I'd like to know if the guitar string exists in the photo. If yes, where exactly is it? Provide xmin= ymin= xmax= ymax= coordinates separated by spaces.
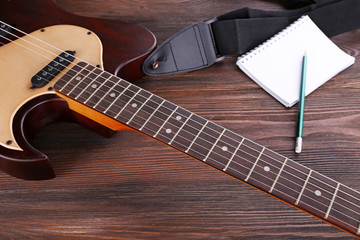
xmin=1 ymin=24 xmax=360 ymax=223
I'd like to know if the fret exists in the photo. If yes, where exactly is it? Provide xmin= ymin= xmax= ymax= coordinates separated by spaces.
xmin=92 ymin=75 xmax=124 ymax=113
xmin=103 ymin=82 xmax=131 ymax=115
xmin=126 ymin=93 xmax=153 ymax=124
xmin=185 ymin=120 xmax=209 ymax=153
xmin=269 ymin=158 xmax=288 ymax=193
xmin=85 ymin=72 xmax=112 ymax=105
xmin=244 ymin=147 xmax=265 ymax=182
xmin=295 ymin=170 xmax=312 ymax=205
xmin=114 ymin=88 xmax=141 ymax=119
xmin=67 ymin=67 xmax=102 ymax=102
xmin=225 ymin=139 xmax=266 ymax=181
xmin=168 ymin=112 xmax=194 ymax=145
xmin=170 ymin=113 xmax=209 ymax=154
xmin=72 ymin=66 xmax=99 ymax=99
xmin=247 ymin=149 xmax=289 ymax=193
xmin=83 ymin=75 xmax=108 ymax=104
xmin=134 ymin=95 xmax=171 ymax=136
xmin=184 ymin=120 xmax=227 ymax=164
xmin=269 ymin=159 xmax=309 ymax=204
xmin=146 ymin=101 xmax=178 ymax=141
xmin=93 ymin=75 xmax=119 ymax=109
xmin=57 ymin=62 xmax=89 ymax=92
xmin=329 ymin=184 xmax=360 ymax=235
xmin=223 ymin=138 xmax=244 ymax=171
xmin=203 ymin=129 xmax=226 ymax=162
xmin=139 ymin=99 xmax=165 ymax=131
xmin=325 ymin=182 xmax=341 ymax=219
xmin=154 ymin=106 xmax=178 ymax=138
xmin=55 ymin=62 xmax=88 ymax=93
xmin=86 ymin=72 xmax=116 ymax=110
xmin=296 ymin=171 xmax=339 ymax=220
xmin=120 ymin=89 xmax=155 ymax=129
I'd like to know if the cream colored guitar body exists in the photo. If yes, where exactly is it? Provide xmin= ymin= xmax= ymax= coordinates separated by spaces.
xmin=0 ymin=25 xmax=103 ymax=151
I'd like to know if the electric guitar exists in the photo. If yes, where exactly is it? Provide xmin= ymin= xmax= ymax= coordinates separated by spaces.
xmin=1 ymin=0 xmax=360 ymax=238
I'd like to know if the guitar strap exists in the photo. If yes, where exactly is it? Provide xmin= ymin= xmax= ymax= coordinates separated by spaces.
xmin=142 ymin=0 xmax=360 ymax=76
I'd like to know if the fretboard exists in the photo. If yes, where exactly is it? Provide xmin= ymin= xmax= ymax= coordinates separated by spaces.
xmin=54 ymin=62 xmax=360 ymax=237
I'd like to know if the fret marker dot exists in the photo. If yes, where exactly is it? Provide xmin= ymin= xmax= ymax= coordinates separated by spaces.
xmin=166 ymin=129 xmax=172 ymax=134
xmin=264 ymin=166 xmax=270 ymax=172
xmin=131 ymin=103 xmax=137 ymax=108
xmin=75 ymin=76 xmax=81 ymax=81
xmin=315 ymin=190 xmax=321 ymax=196
xmin=176 ymin=115 xmax=182 ymax=121
xmin=91 ymin=84 xmax=97 ymax=88
xmin=110 ymin=93 xmax=116 ymax=98
xmin=221 ymin=146 xmax=228 ymax=152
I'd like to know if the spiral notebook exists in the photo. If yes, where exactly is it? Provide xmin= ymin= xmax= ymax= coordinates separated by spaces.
xmin=236 ymin=15 xmax=355 ymax=107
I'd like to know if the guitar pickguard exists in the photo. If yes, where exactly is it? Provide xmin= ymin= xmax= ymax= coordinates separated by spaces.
xmin=0 ymin=25 xmax=103 ymax=151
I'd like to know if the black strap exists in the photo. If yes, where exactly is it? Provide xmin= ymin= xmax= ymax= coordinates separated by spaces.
xmin=142 ymin=0 xmax=360 ymax=76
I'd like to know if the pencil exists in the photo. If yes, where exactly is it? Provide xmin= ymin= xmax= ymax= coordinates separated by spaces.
xmin=295 ymin=51 xmax=307 ymax=153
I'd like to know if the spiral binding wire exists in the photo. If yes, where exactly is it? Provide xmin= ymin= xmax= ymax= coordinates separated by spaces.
xmin=238 ymin=15 xmax=309 ymax=64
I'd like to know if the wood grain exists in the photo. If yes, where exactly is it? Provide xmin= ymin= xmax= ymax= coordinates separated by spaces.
xmin=1 ymin=0 xmax=359 ymax=239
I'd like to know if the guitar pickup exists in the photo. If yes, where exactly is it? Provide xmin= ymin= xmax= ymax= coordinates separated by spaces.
xmin=31 ymin=50 xmax=75 ymax=88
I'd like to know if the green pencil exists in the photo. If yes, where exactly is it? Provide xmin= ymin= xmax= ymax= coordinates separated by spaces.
xmin=295 ymin=52 xmax=307 ymax=153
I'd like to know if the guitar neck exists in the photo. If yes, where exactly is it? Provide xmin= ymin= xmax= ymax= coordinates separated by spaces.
xmin=54 ymin=62 xmax=360 ymax=237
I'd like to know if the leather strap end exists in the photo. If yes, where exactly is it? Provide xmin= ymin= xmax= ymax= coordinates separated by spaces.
xmin=142 ymin=22 xmax=222 ymax=76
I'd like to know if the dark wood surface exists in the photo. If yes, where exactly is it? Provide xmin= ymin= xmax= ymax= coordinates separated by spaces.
xmin=1 ymin=0 xmax=359 ymax=239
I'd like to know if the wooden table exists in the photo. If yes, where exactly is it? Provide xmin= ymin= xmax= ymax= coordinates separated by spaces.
xmin=1 ymin=0 xmax=359 ymax=239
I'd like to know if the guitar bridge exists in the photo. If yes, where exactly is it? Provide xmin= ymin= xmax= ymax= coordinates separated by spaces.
xmin=31 ymin=50 xmax=75 ymax=88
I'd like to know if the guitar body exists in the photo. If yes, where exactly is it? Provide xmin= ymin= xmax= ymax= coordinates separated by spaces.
xmin=0 ymin=0 xmax=156 ymax=180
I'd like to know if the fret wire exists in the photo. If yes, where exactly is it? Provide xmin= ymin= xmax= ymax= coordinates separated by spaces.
xmin=244 ymin=147 xmax=265 ymax=182
xmin=325 ymin=182 xmax=341 ymax=219
xmin=67 ymin=66 xmax=95 ymax=95
xmin=203 ymin=129 xmax=226 ymax=162
xmin=126 ymin=93 xmax=153 ymax=125
xmin=169 ymin=113 xmax=194 ymax=145
xmin=104 ymin=83 xmax=130 ymax=114
xmin=5 ymin=23 xmax=360 ymax=229
xmin=296 ymin=170 xmax=313 ymax=205
xmin=87 ymin=75 xmax=111 ymax=106
xmin=94 ymin=76 xmax=119 ymax=108
xmin=74 ymin=68 xmax=98 ymax=100
xmin=114 ymin=88 xmax=141 ymax=119
xmin=59 ymin=63 xmax=89 ymax=92
xmin=185 ymin=121 xmax=209 ymax=153
xmin=223 ymin=138 xmax=245 ymax=171
xmin=269 ymin=158 xmax=288 ymax=193
xmin=357 ymin=222 xmax=360 ymax=235
xmin=154 ymin=106 xmax=178 ymax=138
xmin=57 ymin=65 xmax=360 ymax=222
xmin=140 ymin=99 xmax=165 ymax=131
